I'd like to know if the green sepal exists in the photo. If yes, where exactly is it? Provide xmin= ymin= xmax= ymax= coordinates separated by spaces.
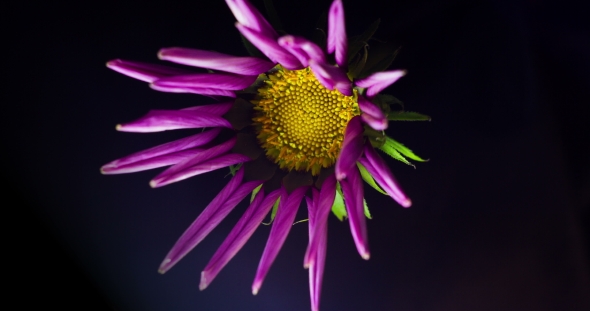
xmin=250 ymin=184 xmax=263 ymax=203
xmin=363 ymin=198 xmax=372 ymax=219
xmin=228 ymin=163 xmax=242 ymax=176
xmin=262 ymin=0 xmax=284 ymax=32
xmin=357 ymin=162 xmax=387 ymax=195
xmin=380 ymin=136 xmax=427 ymax=165
xmin=348 ymin=44 xmax=368 ymax=79
xmin=241 ymin=34 xmax=266 ymax=59
xmin=263 ymin=196 xmax=281 ymax=225
xmin=347 ymin=19 xmax=380 ymax=64
xmin=387 ymin=111 xmax=431 ymax=121
xmin=331 ymin=182 xmax=348 ymax=221
xmin=358 ymin=42 xmax=401 ymax=79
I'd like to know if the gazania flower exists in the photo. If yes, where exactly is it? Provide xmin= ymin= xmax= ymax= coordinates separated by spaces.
xmin=102 ymin=0 xmax=428 ymax=310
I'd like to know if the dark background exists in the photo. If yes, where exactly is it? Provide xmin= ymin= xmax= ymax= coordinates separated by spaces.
xmin=5 ymin=0 xmax=590 ymax=310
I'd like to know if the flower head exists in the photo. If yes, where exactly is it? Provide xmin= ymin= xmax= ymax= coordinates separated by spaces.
xmin=102 ymin=1 xmax=429 ymax=310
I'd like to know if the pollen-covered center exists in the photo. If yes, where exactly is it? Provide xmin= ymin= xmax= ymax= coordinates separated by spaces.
xmin=251 ymin=65 xmax=359 ymax=176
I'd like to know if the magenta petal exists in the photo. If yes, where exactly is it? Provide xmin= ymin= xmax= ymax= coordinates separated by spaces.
xmin=355 ymin=70 xmax=407 ymax=97
xmin=340 ymin=165 xmax=370 ymax=260
xmin=158 ymin=47 xmax=274 ymax=76
xmin=327 ymin=0 xmax=348 ymax=67
xmin=149 ymin=84 xmax=236 ymax=97
xmin=181 ymin=102 xmax=234 ymax=116
xmin=358 ymin=95 xmax=388 ymax=130
xmin=151 ymin=138 xmax=236 ymax=187
xmin=236 ymin=23 xmax=303 ymax=70
xmin=152 ymin=73 xmax=256 ymax=91
xmin=158 ymin=169 xmax=261 ymax=273
xmin=101 ymin=148 xmax=204 ymax=174
xmin=308 ymin=60 xmax=352 ymax=96
xmin=335 ymin=116 xmax=364 ymax=180
xmin=101 ymin=128 xmax=220 ymax=172
xmin=304 ymin=174 xmax=335 ymax=267
xmin=359 ymin=144 xmax=412 ymax=207
xmin=200 ymin=188 xmax=281 ymax=290
xmin=106 ymin=59 xmax=193 ymax=83
xmin=252 ymin=186 xmax=308 ymax=294
xmin=225 ymin=0 xmax=277 ymax=39
xmin=361 ymin=112 xmax=388 ymax=131
xmin=116 ymin=110 xmax=232 ymax=133
xmin=309 ymin=213 xmax=327 ymax=311
xmin=278 ymin=35 xmax=326 ymax=67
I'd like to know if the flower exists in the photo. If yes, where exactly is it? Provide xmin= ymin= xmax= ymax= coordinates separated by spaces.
xmin=102 ymin=0 xmax=428 ymax=310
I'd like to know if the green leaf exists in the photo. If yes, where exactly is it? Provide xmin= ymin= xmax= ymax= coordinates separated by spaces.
xmin=382 ymin=136 xmax=428 ymax=162
xmin=387 ymin=111 xmax=431 ymax=121
xmin=250 ymin=184 xmax=263 ymax=203
xmin=331 ymin=183 xmax=348 ymax=221
xmin=241 ymin=34 xmax=266 ymax=59
xmin=229 ymin=163 xmax=242 ymax=176
xmin=363 ymin=198 xmax=372 ymax=219
xmin=348 ymin=44 xmax=368 ymax=79
xmin=263 ymin=0 xmax=283 ymax=32
xmin=358 ymin=42 xmax=400 ymax=78
xmin=378 ymin=144 xmax=415 ymax=168
xmin=357 ymin=162 xmax=387 ymax=195
xmin=263 ymin=196 xmax=281 ymax=225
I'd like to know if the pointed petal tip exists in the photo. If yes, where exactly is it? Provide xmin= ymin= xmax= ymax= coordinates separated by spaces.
xmin=149 ymin=179 xmax=160 ymax=188
xmin=335 ymin=171 xmax=346 ymax=181
xmin=252 ymin=286 xmax=260 ymax=296
xmin=199 ymin=271 xmax=209 ymax=291
xmin=362 ymin=252 xmax=371 ymax=260
xmin=115 ymin=124 xmax=123 ymax=131
xmin=402 ymin=198 xmax=412 ymax=208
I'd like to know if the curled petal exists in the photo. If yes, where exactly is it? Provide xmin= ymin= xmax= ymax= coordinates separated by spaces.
xmin=304 ymin=174 xmax=336 ymax=268
xmin=236 ymin=23 xmax=303 ymax=70
xmin=359 ymin=144 xmax=412 ymax=208
xmin=200 ymin=188 xmax=281 ymax=290
xmin=150 ymin=84 xmax=236 ymax=97
xmin=158 ymin=47 xmax=274 ymax=76
xmin=340 ymin=165 xmax=370 ymax=260
xmin=309 ymin=60 xmax=352 ymax=96
xmin=252 ymin=186 xmax=308 ymax=295
xmin=361 ymin=112 xmax=388 ymax=131
xmin=327 ymin=0 xmax=347 ymax=67
xmin=355 ymin=70 xmax=406 ymax=97
xmin=225 ymin=0 xmax=277 ymax=39
xmin=152 ymin=73 xmax=257 ymax=91
xmin=158 ymin=169 xmax=262 ymax=273
xmin=102 ymin=128 xmax=220 ymax=173
xmin=116 ymin=110 xmax=232 ymax=133
xmin=358 ymin=95 xmax=385 ymax=120
xmin=335 ymin=116 xmax=364 ymax=180
xmin=106 ymin=59 xmax=193 ymax=83
xmin=278 ymin=35 xmax=326 ymax=67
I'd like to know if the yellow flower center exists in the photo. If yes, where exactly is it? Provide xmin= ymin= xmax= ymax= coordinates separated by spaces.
xmin=251 ymin=65 xmax=359 ymax=176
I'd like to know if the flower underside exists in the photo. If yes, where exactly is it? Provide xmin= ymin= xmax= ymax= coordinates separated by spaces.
xmin=252 ymin=66 xmax=359 ymax=176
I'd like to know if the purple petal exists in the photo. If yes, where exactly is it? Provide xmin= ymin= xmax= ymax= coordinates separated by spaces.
xmin=355 ymin=70 xmax=407 ymax=97
xmin=340 ymin=165 xmax=370 ymax=260
xmin=158 ymin=169 xmax=262 ymax=273
xmin=101 ymin=148 xmax=204 ymax=174
xmin=181 ymin=102 xmax=234 ymax=116
xmin=361 ymin=112 xmax=388 ymax=131
xmin=278 ymin=35 xmax=326 ymax=67
xmin=116 ymin=110 xmax=232 ymax=133
xmin=236 ymin=23 xmax=303 ymax=70
xmin=225 ymin=0 xmax=277 ymax=39
xmin=335 ymin=116 xmax=364 ymax=180
xmin=151 ymin=138 xmax=237 ymax=187
xmin=252 ymin=186 xmax=308 ymax=295
xmin=327 ymin=0 xmax=348 ymax=67
xmin=309 ymin=214 xmax=327 ymax=311
xmin=149 ymin=84 xmax=236 ymax=97
xmin=358 ymin=94 xmax=388 ymax=130
xmin=102 ymin=128 xmax=220 ymax=172
xmin=152 ymin=73 xmax=257 ymax=91
xmin=106 ymin=59 xmax=193 ymax=83
xmin=304 ymin=174 xmax=336 ymax=268
xmin=200 ymin=188 xmax=281 ymax=290
xmin=309 ymin=60 xmax=352 ymax=96
xmin=158 ymin=47 xmax=274 ymax=76
xmin=359 ymin=144 xmax=412 ymax=207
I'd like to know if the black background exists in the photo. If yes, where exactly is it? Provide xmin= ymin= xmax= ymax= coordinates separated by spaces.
xmin=5 ymin=0 xmax=590 ymax=310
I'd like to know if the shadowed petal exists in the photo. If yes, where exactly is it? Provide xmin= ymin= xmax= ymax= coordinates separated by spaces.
xmin=236 ymin=23 xmax=303 ymax=70
xmin=116 ymin=110 xmax=232 ymax=132
xmin=278 ymin=35 xmax=326 ymax=67
xmin=252 ymin=186 xmax=308 ymax=295
xmin=181 ymin=102 xmax=234 ymax=116
xmin=359 ymin=143 xmax=412 ymax=207
xmin=152 ymin=73 xmax=257 ymax=91
xmin=309 ymin=60 xmax=352 ymax=96
xmin=304 ymin=174 xmax=336 ymax=267
xmin=159 ymin=47 xmax=274 ymax=76
xmin=355 ymin=70 xmax=406 ymax=97
xmin=200 ymin=188 xmax=281 ymax=290
xmin=159 ymin=169 xmax=262 ymax=273
xmin=225 ymin=0 xmax=277 ymax=39
xmin=340 ymin=165 xmax=370 ymax=259
xmin=101 ymin=128 xmax=221 ymax=173
xmin=335 ymin=116 xmax=364 ymax=180
xmin=327 ymin=0 xmax=347 ymax=67
xmin=106 ymin=59 xmax=193 ymax=83
xmin=150 ymin=84 xmax=236 ymax=97
xmin=308 ymin=193 xmax=327 ymax=311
